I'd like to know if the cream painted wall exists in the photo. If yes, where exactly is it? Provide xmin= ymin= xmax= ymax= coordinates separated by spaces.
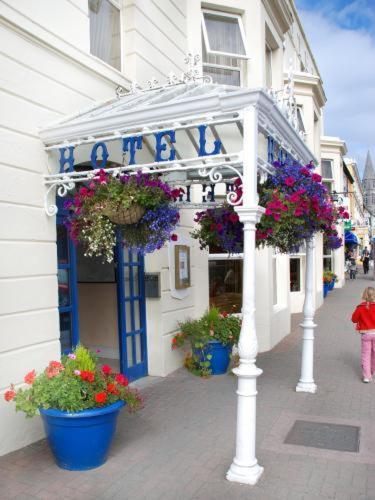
xmin=0 ymin=0 xmax=130 ymax=456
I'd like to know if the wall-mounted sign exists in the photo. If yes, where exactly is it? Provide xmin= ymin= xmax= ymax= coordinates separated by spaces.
xmin=144 ymin=272 xmax=161 ymax=298
xmin=59 ymin=125 xmax=222 ymax=174
xmin=174 ymin=245 xmax=191 ymax=290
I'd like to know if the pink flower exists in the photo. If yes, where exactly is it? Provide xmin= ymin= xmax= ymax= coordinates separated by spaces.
xmin=265 ymin=208 xmax=273 ymax=216
xmin=289 ymin=193 xmax=300 ymax=203
xmin=216 ymin=223 xmax=223 ymax=231
xmin=273 ymin=213 xmax=281 ymax=221
xmin=74 ymin=370 xmax=81 ymax=376
xmin=294 ymin=208 xmax=303 ymax=217
xmin=300 ymin=168 xmax=310 ymax=176
xmin=312 ymin=173 xmax=322 ymax=182
xmin=284 ymin=177 xmax=296 ymax=187
xmin=170 ymin=234 xmax=178 ymax=242
xmin=68 ymin=353 xmax=76 ymax=360
xmin=229 ymin=213 xmax=239 ymax=223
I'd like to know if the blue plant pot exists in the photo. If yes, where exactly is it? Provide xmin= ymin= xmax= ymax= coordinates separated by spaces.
xmin=323 ymin=283 xmax=329 ymax=298
xmin=39 ymin=401 xmax=125 ymax=470
xmin=328 ymin=281 xmax=335 ymax=291
xmin=194 ymin=340 xmax=232 ymax=375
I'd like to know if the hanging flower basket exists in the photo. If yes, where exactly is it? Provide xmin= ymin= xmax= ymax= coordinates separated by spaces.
xmin=103 ymin=204 xmax=146 ymax=225
xmin=64 ymin=170 xmax=181 ymax=262
xmin=192 ymin=161 xmax=346 ymax=255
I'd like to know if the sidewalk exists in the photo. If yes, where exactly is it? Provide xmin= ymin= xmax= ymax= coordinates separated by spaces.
xmin=1 ymin=274 xmax=375 ymax=500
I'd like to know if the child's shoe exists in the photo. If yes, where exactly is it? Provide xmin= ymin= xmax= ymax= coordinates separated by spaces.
xmin=363 ymin=378 xmax=371 ymax=383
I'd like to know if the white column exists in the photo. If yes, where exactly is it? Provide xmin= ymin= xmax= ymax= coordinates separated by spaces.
xmin=296 ymin=238 xmax=317 ymax=393
xmin=227 ymin=105 xmax=264 ymax=485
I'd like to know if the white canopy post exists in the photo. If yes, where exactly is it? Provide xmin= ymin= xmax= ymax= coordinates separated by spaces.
xmin=227 ymin=105 xmax=264 ymax=485
xmin=296 ymin=237 xmax=317 ymax=393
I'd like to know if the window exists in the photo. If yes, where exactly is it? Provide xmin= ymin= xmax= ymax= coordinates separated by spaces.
xmin=265 ymin=45 xmax=272 ymax=88
xmin=321 ymin=159 xmax=333 ymax=179
xmin=290 ymin=258 xmax=301 ymax=292
xmin=89 ymin=0 xmax=121 ymax=70
xmin=201 ymin=10 xmax=248 ymax=86
xmin=372 ymin=194 xmax=375 ymax=205
xmin=209 ymin=255 xmax=242 ymax=313
xmin=323 ymin=241 xmax=333 ymax=271
xmin=296 ymin=106 xmax=305 ymax=133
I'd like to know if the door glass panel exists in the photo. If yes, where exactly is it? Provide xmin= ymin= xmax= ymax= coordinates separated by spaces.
xmin=59 ymin=312 xmax=72 ymax=352
xmin=133 ymin=267 xmax=139 ymax=296
xmin=209 ymin=259 xmax=242 ymax=313
xmin=126 ymin=336 xmax=133 ymax=367
xmin=58 ymin=269 xmax=70 ymax=307
xmin=135 ymin=334 xmax=142 ymax=364
xmin=124 ymin=267 xmax=131 ymax=297
xmin=57 ymin=225 xmax=69 ymax=264
xmin=126 ymin=301 xmax=132 ymax=332
xmin=134 ymin=301 xmax=141 ymax=330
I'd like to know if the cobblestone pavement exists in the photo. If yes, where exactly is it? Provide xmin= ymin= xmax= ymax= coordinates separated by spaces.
xmin=2 ymin=273 xmax=375 ymax=499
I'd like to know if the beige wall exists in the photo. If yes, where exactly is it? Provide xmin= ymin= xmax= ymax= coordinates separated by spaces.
xmin=0 ymin=0 xmax=129 ymax=455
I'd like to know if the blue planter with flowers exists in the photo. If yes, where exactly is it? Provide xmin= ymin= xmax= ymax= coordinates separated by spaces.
xmin=323 ymin=283 xmax=329 ymax=298
xmin=39 ymin=401 xmax=125 ymax=471
xmin=194 ymin=340 xmax=232 ymax=375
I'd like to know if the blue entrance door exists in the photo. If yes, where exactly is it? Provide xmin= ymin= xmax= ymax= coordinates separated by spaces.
xmin=116 ymin=235 xmax=148 ymax=381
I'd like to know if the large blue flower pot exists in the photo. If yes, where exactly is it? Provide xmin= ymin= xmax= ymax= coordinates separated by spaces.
xmin=328 ymin=281 xmax=335 ymax=291
xmin=39 ymin=401 xmax=125 ymax=470
xmin=194 ymin=340 xmax=232 ymax=375
xmin=323 ymin=283 xmax=329 ymax=298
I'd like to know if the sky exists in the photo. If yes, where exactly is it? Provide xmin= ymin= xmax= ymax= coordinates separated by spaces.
xmin=295 ymin=0 xmax=375 ymax=176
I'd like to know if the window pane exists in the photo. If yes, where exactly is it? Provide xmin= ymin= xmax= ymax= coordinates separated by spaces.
xmin=57 ymin=225 xmax=69 ymax=265
xmin=203 ymin=65 xmax=240 ymax=86
xmin=266 ymin=46 xmax=272 ymax=88
xmin=209 ymin=260 xmax=242 ymax=313
xmin=321 ymin=160 xmax=333 ymax=179
xmin=203 ymin=12 xmax=245 ymax=56
xmin=297 ymin=108 xmax=305 ymax=132
xmin=89 ymin=0 xmax=121 ymax=70
xmin=58 ymin=269 xmax=70 ymax=307
xmin=323 ymin=257 xmax=332 ymax=271
xmin=59 ymin=312 xmax=72 ymax=353
xmin=290 ymin=258 xmax=301 ymax=292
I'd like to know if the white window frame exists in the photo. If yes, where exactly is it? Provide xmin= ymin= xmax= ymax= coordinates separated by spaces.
xmin=202 ymin=62 xmax=243 ymax=86
xmin=89 ymin=0 xmax=123 ymax=72
xmin=265 ymin=43 xmax=273 ymax=89
xmin=201 ymin=9 xmax=250 ymax=60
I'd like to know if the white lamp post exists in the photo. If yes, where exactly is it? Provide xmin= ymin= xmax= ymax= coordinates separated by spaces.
xmin=296 ymin=237 xmax=317 ymax=393
xmin=227 ymin=105 xmax=264 ymax=485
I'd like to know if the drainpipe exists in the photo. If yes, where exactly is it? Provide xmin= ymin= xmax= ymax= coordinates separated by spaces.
xmin=227 ymin=105 xmax=264 ymax=485
xmin=296 ymin=237 xmax=317 ymax=393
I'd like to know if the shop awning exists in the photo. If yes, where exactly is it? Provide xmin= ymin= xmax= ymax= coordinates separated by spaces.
xmin=345 ymin=231 xmax=359 ymax=245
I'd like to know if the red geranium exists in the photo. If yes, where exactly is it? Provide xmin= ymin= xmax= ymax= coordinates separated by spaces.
xmin=80 ymin=370 xmax=95 ymax=383
xmin=101 ymin=365 xmax=112 ymax=376
xmin=4 ymin=390 xmax=16 ymax=402
xmin=115 ymin=374 xmax=129 ymax=386
xmin=24 ymin=370 xmax=36 ymax=385
xmin=94 ymin=392 xmax=107 ymax=404
xmin=106 ymin=383 xmax=119 ymax=394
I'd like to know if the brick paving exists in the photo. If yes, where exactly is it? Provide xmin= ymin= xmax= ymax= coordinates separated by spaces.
xmin=1 ymin=273 xmax=375 ymax=499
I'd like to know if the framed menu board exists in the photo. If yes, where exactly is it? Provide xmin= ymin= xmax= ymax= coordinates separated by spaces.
xmin=174 ymin=245 xmax=191 ymax=289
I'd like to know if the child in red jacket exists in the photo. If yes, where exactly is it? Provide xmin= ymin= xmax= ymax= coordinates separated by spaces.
xmin=351 ymin=287 xmax=375 ymax=382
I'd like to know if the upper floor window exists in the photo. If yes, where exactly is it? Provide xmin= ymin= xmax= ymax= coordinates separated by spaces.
xmin=321 ymin=159 xmax=333 ymax=180
xmin=89 ymin=0 xmax=121 ymax=71
xmin=201 ymin=9 xmax=248 ymax=87
xmin=265 ymin=45 xmax=272 ymax=88
xmin=296 ymin=106 xmax=305 ymax=133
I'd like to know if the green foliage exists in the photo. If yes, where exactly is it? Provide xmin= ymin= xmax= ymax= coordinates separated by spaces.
xmin=172 ymin=309 xmax=241 ymax=377
xmin=5 ymin=345 xmax=143 ymax=418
